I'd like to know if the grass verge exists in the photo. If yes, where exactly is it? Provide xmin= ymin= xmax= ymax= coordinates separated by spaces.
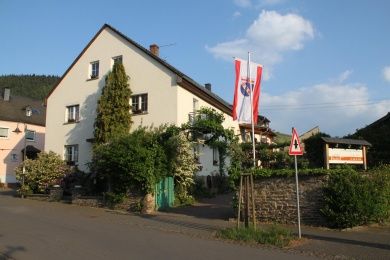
xmin=217 ymin=225 xmax=294 ymax=247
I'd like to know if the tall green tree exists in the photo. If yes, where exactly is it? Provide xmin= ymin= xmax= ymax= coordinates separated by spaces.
xmin=94 ymin=63 xmax=132 ymax=144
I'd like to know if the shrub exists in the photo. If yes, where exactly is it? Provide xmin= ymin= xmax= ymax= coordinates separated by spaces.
xmin=104 ymin=192 xmax=125 ymax=207
xmin=92 ymin=128 xmax=169 ymax=195
xmin=15 ymin=151 xmax=69 ymax=194
xmin=321 ymin=167 xmax=390 ymax=228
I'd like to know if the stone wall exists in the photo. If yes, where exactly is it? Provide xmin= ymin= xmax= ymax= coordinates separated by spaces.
xmin=253 ymin=175 xmax=328 ymax=225
xmin=26 ymin=190 xmax=143 ymax=213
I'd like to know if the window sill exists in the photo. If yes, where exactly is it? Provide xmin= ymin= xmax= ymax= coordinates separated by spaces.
xmin=87 ymin=77 xmax=99 ymax=81
xmin=132 ymin=111 xmax=148 ymax=116
xmin=63 ymin=121 xmax=80 ymax=125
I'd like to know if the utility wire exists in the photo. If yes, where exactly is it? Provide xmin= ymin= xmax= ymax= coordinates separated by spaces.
xmin=261 ymin=98 xmax=390 ymax=111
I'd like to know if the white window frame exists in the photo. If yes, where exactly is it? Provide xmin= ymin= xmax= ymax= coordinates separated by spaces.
xmin=0 ymin=127 xmax=9 ymax=139
xmin=64 ymin=144 xmax=79 ymax=165
xmin=131 ymin=93 xmax=148 ymax=114
xmin=90 ymin=61 xmax=99 ymax=79
xmin=66 ymin=105 xmax=80 ymax=123
xmin=25 ymin=130 xmax=36 ymax=141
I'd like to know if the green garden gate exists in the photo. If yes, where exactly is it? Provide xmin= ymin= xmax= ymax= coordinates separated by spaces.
xmin=155 ymin=177 xmax=174 ymax=210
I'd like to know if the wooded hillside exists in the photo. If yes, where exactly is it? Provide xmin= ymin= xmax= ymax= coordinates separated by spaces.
xmin=0 ymin=74 xmax=60 ymax=100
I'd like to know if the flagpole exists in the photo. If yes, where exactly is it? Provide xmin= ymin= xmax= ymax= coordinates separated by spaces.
xmin=248 ymin=52 xmax=256 ymax=168
xmin=248 ymin=52 xmax=257 ymax=229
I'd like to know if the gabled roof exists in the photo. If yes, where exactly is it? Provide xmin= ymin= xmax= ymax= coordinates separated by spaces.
xmin=46 ymin=24 xmax=233 ymax=115
xmin=321 ymin=137 xmax=371 ymax=146
xmin=0 ymin=95 xmax=46 ymax=126
xmin=361 ymin=112 xmax=390 ymax=130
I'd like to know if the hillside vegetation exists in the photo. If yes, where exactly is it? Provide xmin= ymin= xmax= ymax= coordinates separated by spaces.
xmin=0 ymin=74 xmax=60 ymax=100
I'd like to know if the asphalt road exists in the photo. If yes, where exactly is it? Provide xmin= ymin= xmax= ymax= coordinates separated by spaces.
xmin=0 ymin=195 xmax=317 ymax=260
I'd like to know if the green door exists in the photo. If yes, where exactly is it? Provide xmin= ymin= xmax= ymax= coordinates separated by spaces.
xmin=155 ymin=177 xmax=174 ymax=210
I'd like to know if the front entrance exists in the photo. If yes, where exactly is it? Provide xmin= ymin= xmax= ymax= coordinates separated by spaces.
xmin=155 ymin=177 xmax=174 ymax=210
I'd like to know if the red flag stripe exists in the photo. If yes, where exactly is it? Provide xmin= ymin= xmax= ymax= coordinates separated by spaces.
xmin=232 ymin=59 xmax=241 ymax=120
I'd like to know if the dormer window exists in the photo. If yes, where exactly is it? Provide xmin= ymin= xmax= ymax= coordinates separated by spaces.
xmin=90 ymin=61 xmax=99 ymax=79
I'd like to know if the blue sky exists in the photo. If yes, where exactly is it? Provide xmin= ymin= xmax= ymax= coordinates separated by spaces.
xmin=1 ymin=0 xmax=389 ymax=136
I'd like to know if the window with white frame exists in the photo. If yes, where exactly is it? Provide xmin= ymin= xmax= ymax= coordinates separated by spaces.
xmin=90 ymin=61 xmax=99 ymax=79
xmin=112 ymin=55 xmax=123 ymax=66
xmin=0 ymin=127 xmax=9 ymax=138
xmin=66 ymin=105 xmax=80 ymax=123
xmin=25 ymin=130 xmax=36 ymax=141
xmin=131 ymin=94 xmax=148 ymax=114
xmin=64 ymin=145 xmax=78 ymax=165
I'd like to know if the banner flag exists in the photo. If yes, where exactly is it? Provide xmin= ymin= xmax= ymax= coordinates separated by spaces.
xmin=232 ymin=58 xmax=263 ymax=124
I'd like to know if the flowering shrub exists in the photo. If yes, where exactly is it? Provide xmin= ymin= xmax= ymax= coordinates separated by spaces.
xmin=15 ymin=151 xmax=69 ymax=194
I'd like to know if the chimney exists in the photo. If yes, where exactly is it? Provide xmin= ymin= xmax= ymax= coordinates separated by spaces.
xmin=205 ymin=83 xmax=212 ymax=91
xmin=3 ymin=88 xmax=10 ymax=101
xmin=149 ymin=44 xmax=159 ymax=57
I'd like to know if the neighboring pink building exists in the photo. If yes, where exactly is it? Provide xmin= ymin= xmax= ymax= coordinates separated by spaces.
xmin=0 ymin=89 xmax=46 ymax=187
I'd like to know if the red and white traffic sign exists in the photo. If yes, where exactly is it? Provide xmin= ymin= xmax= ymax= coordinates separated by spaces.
xmin=289 ymin=128 xmax=303 ymax=156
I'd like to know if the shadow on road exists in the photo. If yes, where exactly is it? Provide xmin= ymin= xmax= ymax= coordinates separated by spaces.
xmin=305 ymin=233 xmax=390 ymax=251
xmin=163 ymin=193 xmax=234 ymax=220
xmin=141 ymin=214 xmax=220 ymax=232
xmin=0 ymin=245 xmax=26 ymax=260
xmin=0 ymin=189 xmax=17 ymax=197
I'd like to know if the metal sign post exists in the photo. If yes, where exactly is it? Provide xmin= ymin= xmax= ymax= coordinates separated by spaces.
xmin=289 ymin=127 xmax=303 ymax=239
xmin=294 ymin=155 xmax=301 ymax=238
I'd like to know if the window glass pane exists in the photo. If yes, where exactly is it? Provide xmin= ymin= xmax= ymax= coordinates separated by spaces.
xmin=11 ymin=154 xmax=18 ymax=162
xmin=65 ymin=145 xmax=78 ymax=164
xmin=0 ymin=127 xmax=8 ymax=138
xmin=91 ymin=61 xmax=99 ymax=78
xmin=25 ymin=130 xmax=35 ymax=141
xmin=132 ymin=96 xmax=139 ymax=112
xmin=141 ymin=94 xmax=148 ymax=112
xmin=67 ymin=105 xmax=79 ymax=122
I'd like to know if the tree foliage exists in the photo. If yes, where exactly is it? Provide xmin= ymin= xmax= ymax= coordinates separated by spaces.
xmin=94 ymin=63 xmax=132 ymax=144
xmin=92 ymin=128 xmax=169 ymax=194
xmin=15 ymin=151 xmax=69 ymax=194
xmin=348 ymin=116 xmax=390 ymax=166
xmin=303 ymin=132 xmax=330 ymax=168
xmin=0 ymin=74 xmax=59 ymax=100
xmin=183 ymin=107 xmax=234 ymax=177
xmin=166 ymin=131 xmax=197 ymax=202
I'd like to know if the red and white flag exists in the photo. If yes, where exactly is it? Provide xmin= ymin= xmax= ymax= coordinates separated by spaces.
xmin=232 ymin=58 xmax=263 ymax=124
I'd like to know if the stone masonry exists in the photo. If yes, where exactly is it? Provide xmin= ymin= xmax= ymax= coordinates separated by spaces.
xmin=254 ymin=175 xmax=328 ymax=225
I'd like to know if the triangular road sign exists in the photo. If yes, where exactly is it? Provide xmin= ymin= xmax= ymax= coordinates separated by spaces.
xmin=289 ymin=128 xmax=303 ymax=156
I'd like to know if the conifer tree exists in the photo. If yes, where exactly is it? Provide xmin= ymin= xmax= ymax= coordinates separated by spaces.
xmin=94 ymin=63 xmax=132 ymax=144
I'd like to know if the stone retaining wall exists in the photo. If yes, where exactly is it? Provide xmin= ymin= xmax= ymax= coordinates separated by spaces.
xmin=26 ymin=190 xmax=143 ymax=213
xmin=254 ymin=175 xmax=328 ymax=225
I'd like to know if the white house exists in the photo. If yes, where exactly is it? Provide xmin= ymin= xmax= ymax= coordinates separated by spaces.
xmin=45 ymin=24 xmax=244 ymax=179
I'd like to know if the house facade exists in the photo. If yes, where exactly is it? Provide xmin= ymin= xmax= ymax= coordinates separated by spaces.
xmin=45 ymin=24 xmax=242 ymax=177
xmin=0 ymin=89 xmax=46 ymax=186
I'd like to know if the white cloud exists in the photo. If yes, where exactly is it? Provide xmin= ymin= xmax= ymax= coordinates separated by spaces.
xmin=335 ymin=70 xmax=353 ymax=83
xmin=383 ymin=66 xmax=390 ymax=83
xmin=259 ymin=0 xmax=286 ymax=6
xmin=233 ymin=11 xmax=242 ymax=18
xmin=207 ymin=10 xmax=314 ymax=80
xmin=260 ymin=77 xmax=390 ymax=136
xmin=234 ymin=0 xmax=252 ymax=8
